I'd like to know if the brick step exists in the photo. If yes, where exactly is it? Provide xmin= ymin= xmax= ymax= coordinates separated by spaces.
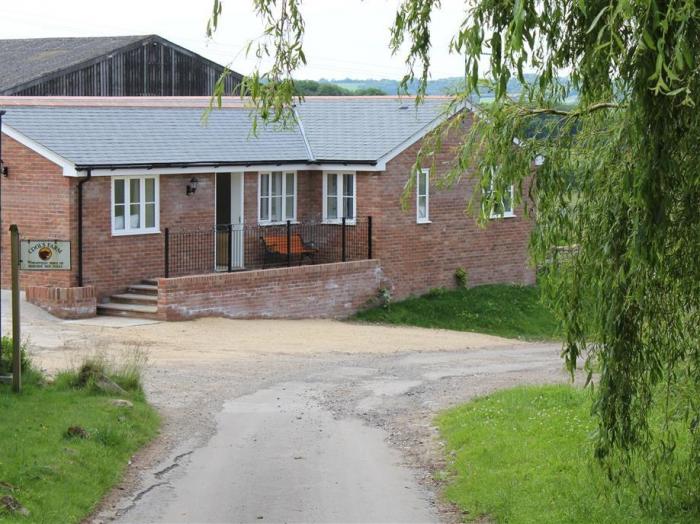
xmin=97 ymin=301 xmax=159 ymax=319
xmin=110 ymin=293 xmax=158 ymax=306
xmin=127 ymin=284 xmax=158 ymax=295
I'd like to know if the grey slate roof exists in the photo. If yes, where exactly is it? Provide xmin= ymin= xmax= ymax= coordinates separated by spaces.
xmin=1 ymin=98 xmax=454 ymax=168
xmin=0 ymin=36 xmax=147 ymax=93
xmin=295 ymin=98 xmax=450 ymax=161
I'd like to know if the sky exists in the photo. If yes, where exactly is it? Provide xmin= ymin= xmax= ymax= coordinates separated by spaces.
xmin=1 ymin=0 xmax=470 ymax=80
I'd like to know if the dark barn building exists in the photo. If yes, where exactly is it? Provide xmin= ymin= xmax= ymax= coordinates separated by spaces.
xmin=0 ymin=35 xmax=243 ymax=96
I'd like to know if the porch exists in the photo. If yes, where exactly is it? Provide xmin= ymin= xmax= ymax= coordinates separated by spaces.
xmin=164 ymin=217 xmax=373 ymax=278
xmin=95 ymin=217 xmax=376 ymax=319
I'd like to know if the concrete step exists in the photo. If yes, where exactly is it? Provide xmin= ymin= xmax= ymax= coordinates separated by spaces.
xmin=142 ymin=278 xmax=159 ymax=286
xmin=97 ymin=301 xmax=159 ymax=319
xmin=127 ymin=284 xmax=158 ymax=295
xmin=111 ymin=293 xmax=158 ymax=306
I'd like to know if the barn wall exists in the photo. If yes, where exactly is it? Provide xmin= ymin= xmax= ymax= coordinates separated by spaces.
xmin=9 ymin=39 xmax=241 ymax=97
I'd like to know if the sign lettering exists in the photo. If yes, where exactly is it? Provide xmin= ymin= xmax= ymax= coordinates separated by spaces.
xmin=20 ymin=240 xmax=71 ymax=270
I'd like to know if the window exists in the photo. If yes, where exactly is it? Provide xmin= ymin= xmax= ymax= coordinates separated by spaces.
xmin=259 ymin=172 xmax=296 ymax=224
xmin=323 ymin=172 xmax=356 ymax=223
xmin=416 ymin=168 xmax=430 ymax=223
xmin=488 ymin=180 xmax=515 ymax=219
xmin=112 ymin=176 xmax=159 ymax=235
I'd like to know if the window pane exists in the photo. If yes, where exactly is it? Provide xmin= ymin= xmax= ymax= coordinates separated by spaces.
xmin=327 ymin=174 xmax=338 ymax=196
xmin=343 ymin=174 xmax=354 ymax=196
xmin=419 ymin=171 xmax=428 ymax=196
xmin=130 ymin=179 xmax=140 ymax=204
xmin=260 ymin=197 xmax=269 ymax=221
xmin=261 ymin=174 xmax=270 ymax=197
xmin=503 ymin=186 xmax=513 ymax=213
xmin=418 ymin=196 xmax=427 ymax=219
xmin=145 ymin=178 xmax=155 ymax=202
xmin=344 ymin=197 xmax=354 ymax=219
xmin=114 ymin=204 xmax=125 ymax=230
xmin=285 ymin=173 xmax=295 ymax=196
xmin=130 ymin=203 xmax=141 ymax=228
xmin=114 ymin=179 xmax=125 ymax=204
xmin=327 ymin=196 xmax=338 ymax=219
xmin=271 ymin=195 xmax=282 ymax=222
xmin=271 ymin=173 xmax=282 ymax=197
xmin=145 ymin=203 xmax=156 ymax=228
xmin=285 ymin=196 xmax=294 ymax=220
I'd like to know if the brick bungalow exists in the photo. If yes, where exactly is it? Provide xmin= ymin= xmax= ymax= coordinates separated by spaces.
xmin=0 ymin=96 xmax=534 ymax=320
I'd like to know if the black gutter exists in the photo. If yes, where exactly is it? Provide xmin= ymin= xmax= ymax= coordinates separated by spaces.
xmin=74 ymin=158 xmax=378 ymax=171
xmin=77 ymin=169 xmax=92 ymax=287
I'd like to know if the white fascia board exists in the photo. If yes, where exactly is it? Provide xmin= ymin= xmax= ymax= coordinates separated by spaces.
xmin=87 ymin=163 xmax=384 ymax=177
xmin=1 ymin=123 xmax=78 ymax=177
xmin=375 ymin=101 xmax=473 ymax=169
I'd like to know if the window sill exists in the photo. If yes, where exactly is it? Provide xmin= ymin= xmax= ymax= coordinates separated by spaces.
xmin=489 ymin=213 xmax=517 ymax=220
xmin=111 ymin=228 xmax=161 ymax=237
xmin=417 ymin=219 xmax=432 ymax=224
xmin=322 ymin=220 xmax=357 ymax=226
xmin=258 ymin=220 xmax=299 ymax=226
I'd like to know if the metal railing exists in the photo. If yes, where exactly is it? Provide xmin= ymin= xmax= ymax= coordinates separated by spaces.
xmin=164 ymin=217 xmax=373 ymax=278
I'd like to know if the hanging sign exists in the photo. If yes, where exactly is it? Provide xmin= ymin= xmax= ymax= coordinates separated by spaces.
xmin=20 ymin=240 xmax=71 ymax=270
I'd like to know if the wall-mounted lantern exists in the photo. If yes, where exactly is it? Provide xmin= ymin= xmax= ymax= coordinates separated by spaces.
xmin=186 ymin=177 xmax=199 ymax=196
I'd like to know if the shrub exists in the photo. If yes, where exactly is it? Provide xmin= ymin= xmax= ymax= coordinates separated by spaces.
xmin=455 ymin=267 xmax=468 ymax=289
xmin=58 ymin=347 xmax=147 ymax=395
xmin=0 ymin=336 xmax=31 ymax=376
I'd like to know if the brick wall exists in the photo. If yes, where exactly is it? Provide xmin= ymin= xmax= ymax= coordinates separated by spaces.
xmin=357 ymin=114 xmax=536 ymax=299
xmin=157 ymin=259 xmax=383 ymax=320
xmin=81 ymin=173 xmax=216 ymax=299
xmin=26 ymin=285 xmax=96 ymax=319
xmin=3 ymin=112 xmax=535 ymax=314
xmin=0 ymin=134 xmax=78 ymax=289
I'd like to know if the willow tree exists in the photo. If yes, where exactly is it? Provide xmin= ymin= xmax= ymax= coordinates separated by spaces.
xmin=208 ymin=0 xmax=700 ymax=507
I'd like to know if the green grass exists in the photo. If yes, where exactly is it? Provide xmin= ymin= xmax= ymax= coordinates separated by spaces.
xmin=437 ymin=385 xmax=698 ymax=523
xmin=354 ymin=285 xmax=560 ymax=341
xmin=0 ymin=372 xmax=159 ymax=523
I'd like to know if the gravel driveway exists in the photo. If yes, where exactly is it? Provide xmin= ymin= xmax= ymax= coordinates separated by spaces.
xmin=2 ymin=292 xmax=565 ymax=523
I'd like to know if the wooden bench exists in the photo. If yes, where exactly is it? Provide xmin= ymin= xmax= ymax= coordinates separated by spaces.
xmin=260 ymin=233 xmax=318 ymax=266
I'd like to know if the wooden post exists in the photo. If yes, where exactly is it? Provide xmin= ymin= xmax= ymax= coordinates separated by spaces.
xmin=10 ymin=224 xmax=21 ymax=393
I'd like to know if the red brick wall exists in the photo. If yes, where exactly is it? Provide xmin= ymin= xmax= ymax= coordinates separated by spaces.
xmin=81 ymin=173 xmax=216 ymax=299
xmin=157 ymin=259 xmax=383 ymax=320
xmin=26 ymin=285 xmax=96 ymax=319
xmin=357 ymin=115 xmax=535 ymax=299
xmin=3 ymin=114 xmax=534 ymax=311
xmin=0 ymin=134 xmax=77 ymax=289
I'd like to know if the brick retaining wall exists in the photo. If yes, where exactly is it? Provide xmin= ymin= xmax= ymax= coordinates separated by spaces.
xmin=157 ymin=260 xmax=383 ymax=320
xmin=26 ymin=285 xmax=96 ymax=319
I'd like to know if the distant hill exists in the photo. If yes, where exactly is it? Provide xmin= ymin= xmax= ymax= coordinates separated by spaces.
xmin=306 ymin=75 xmax=576 ymax=101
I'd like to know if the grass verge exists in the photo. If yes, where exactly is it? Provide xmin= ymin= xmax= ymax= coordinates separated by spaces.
xmin=436 ymin=385 xmax=698 ymax=523
xmin=0 ymin=351 xmax=159 ymax=523
xmin=354 ymin=285 xmax=560 ymax=341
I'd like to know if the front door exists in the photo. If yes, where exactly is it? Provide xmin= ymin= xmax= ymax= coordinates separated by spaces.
xmin=215 ymin=173 xmax=245 ymax=270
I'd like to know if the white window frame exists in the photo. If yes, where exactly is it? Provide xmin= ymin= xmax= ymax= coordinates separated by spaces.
xmin=416 ymin=168 xmax=431 ymax=223
xmin=111 ymin=175 xmax=160 ymax=236
xmin=257 ymin=171 xmax=297 ymax=225
xmin=322 ymin=172 xmax=357 ymax=224
xmin=488 ymin=181 xmax=516 ymax=219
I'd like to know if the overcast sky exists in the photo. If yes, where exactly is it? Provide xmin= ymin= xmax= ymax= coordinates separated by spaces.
xmin=1 ymin=0 xmax=470 ymax=80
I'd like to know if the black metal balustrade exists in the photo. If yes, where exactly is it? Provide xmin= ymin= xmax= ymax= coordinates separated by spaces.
xmin=164 ymin=217 xmax=372 ymax=278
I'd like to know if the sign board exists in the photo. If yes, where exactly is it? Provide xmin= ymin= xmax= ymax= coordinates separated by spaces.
xmin=20 ymin=240 xmax=71 ymax=270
